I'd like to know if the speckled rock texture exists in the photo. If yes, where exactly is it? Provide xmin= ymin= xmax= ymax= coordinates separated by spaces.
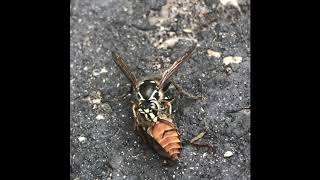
xmin=70 ymin=0 xmax=250 ymax=179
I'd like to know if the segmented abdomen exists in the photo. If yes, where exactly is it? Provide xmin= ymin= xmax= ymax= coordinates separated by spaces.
xmin=151 ymin=121 xmax=181 ymax=160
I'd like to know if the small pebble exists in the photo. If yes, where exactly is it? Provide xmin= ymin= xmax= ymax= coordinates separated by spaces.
xmin=224 ymin=151 xmax=233 ymax=157
xmin=96 ymin=114 xmax=105 ymax=120
xmin=78 ymin=136 xmax=86 ymax=142
xmin=223 ymin=56 xmax=242 ymax=65
xmin=92 ymin=99 xmax=101 ymax=104
xmin=207 ymin=49 xmax=221 ymax=58
xmin=183 ymin=28 xmax=193 ymax=33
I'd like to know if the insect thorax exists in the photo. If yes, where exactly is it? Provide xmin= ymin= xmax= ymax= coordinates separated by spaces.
xmin=137 ymin=80 xmax=161 ymax=100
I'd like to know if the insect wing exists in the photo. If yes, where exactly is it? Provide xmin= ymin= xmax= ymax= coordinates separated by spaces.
xmin=112 ymin=51 xmax=138 ymax=89
xmin=159 ymin=44 xmax=196 ymax=89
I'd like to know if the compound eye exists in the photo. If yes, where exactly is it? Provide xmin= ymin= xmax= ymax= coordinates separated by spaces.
xmin=137 ymin=93 xmax=144 ymax=100
xmin=154 ymin=92 xmax=159 ymax=99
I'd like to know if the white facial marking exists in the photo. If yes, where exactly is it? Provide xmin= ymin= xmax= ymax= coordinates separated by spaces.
xmin=149 ymin=113 xmax=155 ymax=119
xmin=148 ymin=90 xmax=158 ymax=100
xmin=138 ymin=92 xmax=145 ymax=100
xmin=149 ymin=99 xmax=162 ymax=112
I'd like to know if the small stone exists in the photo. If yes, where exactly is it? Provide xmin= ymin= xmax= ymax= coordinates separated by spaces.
xmin=203 ymin=152 xmax=207 ymax=158
xmin=224 ymin=151 xmax=233 ymax=157
xmin=207 ymin=49 xmax=221 ymax=58
xmin=168 ymin=31 xmax=176 ymax=36
xmin=92 ymin=99 xmax=101 ymax=104
xmin=100 ymin=67 xmax=108 ymax=73
xmin=158 ymin=37 xmax=180 ymax=49
xmin=226 ymin=67 xmax=232 ymax=75
xmin=220 ymin=0 xmax=239 ymax=8
xmin=96 ymin=114 xmax=105 ymax=120
xmin=223 ymin=56 xmax=242 ymax=65
xmin=93 ymin=68 xmax=108 ymax=76
xmin=183 ymin=28 xmax=193 ymax=33
xmin=93 ymin=69 xmax=100 ymax=76
xmin=78 ymin=136 xmax=86 ymax=142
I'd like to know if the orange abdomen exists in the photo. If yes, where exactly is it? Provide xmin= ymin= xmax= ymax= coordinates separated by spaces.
xmin=151 ymin=121 xmax=181 ymax=160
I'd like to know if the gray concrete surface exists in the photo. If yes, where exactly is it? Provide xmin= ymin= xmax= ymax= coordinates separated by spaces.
xmin=70 ymin=0 xmax=250 ymax=179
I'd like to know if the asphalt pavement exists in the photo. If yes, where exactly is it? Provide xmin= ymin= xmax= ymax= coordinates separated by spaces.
xmin=70 ymin=0 xmax=250 ymax=179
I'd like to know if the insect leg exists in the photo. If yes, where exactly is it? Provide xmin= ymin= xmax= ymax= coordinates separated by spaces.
xmin=188 ymin=142 xmax=215 ymax=151
xmin=180 ymin=127 xmax=215 ymax=151
xmin=132 ymin=102 xmax=154 ymax=130
xmin=132 ymin=103 xmax=140 ymax=131
xmin=160 ymin=101 xmax=172 ymax=114
xmin=190 ymin=127 xmax=209 ymax=144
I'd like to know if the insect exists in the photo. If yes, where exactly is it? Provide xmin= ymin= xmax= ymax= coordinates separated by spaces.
xmin=111 ymin=44 xmax=197 ymax=161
